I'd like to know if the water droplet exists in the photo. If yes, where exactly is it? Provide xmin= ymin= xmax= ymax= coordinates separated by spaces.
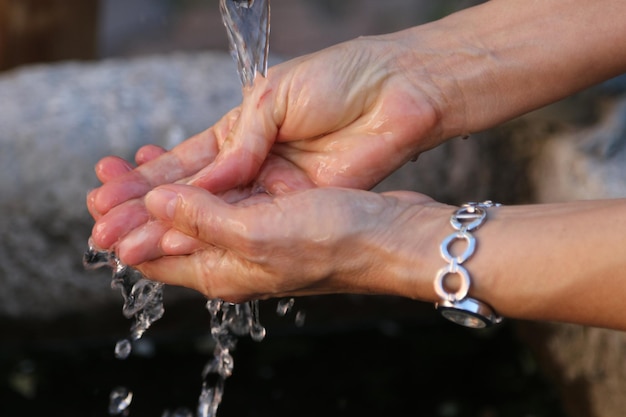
xmin=108 ymin=386 xmax=133 ymax=415
xmin=295 ymin=310 xmax=306 ymax=327
xmin=83 ymin=240 xmax=113 ymax=269
xmin=250 ymin=323 xmax=266 ymax=342
xmin=276 ymin=298 xmax=295 ymax=316
xmin=206 ymin=299 xmax=223 ymax=316
xmin=114 ymin=339 xmax=132 ymax=360
xmin=220 ymin=0 xmax=270 ymax=87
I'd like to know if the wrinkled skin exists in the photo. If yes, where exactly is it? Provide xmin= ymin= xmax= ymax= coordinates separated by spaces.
xmin=134 ymin=184 xmax=440 ymax=303
xmin=91 ymin=148 xmax=444 ymax=303
xmin=87 ymin=35 xmax=441 ymax=254
xmin=85 ymin=0 xmax=626 ymax=329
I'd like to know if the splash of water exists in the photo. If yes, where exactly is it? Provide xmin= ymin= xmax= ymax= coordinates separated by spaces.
xmin=219 ymin=0 xmax=270 ymax=87
xmin=84 ymin=238 xmax=165 ymax=350
xmin=84 ymin=239 xmax=165 ymax=415
xmin=196 ymin=299 xmax=266 ymax=417
xmin=84 ymin=239 xmax=269 ymax=416
xmin=84 ymin=1 xmax=274 ymax=414
xmin=276 ymin=298 xmax=295 ymax=316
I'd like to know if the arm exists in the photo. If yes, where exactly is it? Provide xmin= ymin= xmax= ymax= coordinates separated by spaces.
xmin=467 ymin=199 xmax=626 ymax=330
xmin=129 ymin=185 xmax=626 ymax=330
xmin=393 ymin=0 xmax=626 ymax=140
xmin=90 ymin=0 xmax=626 ymax=210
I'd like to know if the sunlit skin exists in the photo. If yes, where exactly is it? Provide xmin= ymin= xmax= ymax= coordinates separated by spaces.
xmin=88 ymin=0 xmax=626 ymax=330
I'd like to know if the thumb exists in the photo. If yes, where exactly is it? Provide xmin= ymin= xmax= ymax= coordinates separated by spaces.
xmin=189 ymin=81 xmax=280 ymax=192
xmin=144 ymin=184 xmax=248 ymax=249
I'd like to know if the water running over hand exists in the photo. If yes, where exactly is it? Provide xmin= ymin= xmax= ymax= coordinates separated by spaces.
xmin=84 ymin=1 xmax=273 ymax=415
xmin=219 ymin=0 xmax=270 ymax=87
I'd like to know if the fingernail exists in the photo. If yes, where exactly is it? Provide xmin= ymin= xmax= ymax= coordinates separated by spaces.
xmin=146 ymin=188 xmax=178 ymax=220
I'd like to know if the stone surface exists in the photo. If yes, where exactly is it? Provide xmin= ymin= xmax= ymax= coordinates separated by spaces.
xmin=531 ymin=96 xmax=626 ymax=202
xmin=0 ymin=51 xmax=242 ymax=318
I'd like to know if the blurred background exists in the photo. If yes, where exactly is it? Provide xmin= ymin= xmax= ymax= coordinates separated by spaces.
xmin=2 ymin=1 xmax=624 ymax=417
xmin=0 ymin=0 xmax=481 ymax=71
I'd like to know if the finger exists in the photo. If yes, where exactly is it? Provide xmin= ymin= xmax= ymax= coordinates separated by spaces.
xmin=117 ymin=222 xmax=205 ymax=265
xmin=188 ymin=78 xmax=281 ymax=192
xmin=93 ymin=145 xmax=167 ymax=186
xmin=136 ymin=249 xmax=264 ymax=303
xmin=87 ymin=189 xmax=103 ymax=220
xmin=135 ymin=144 xmax=167 ymax=165
xmin=94 ymin=156 xmax=134 ymax=183
xmin=114 ymin=220 xmax=169 ymax=265
xmin=144 ymin=184 xmax=257 ymax=250
xmin=255 ymin=153 xmax=316 ymax=194
xmin=160 ymin=229 xmax=205 ymax=255
xmin=134 ymin=252 xmax=222 ymax=299
xmin=91 ymin=199 xmax=151 ymax=249
xmin=91 ymin=127 xmax=222 ymax=215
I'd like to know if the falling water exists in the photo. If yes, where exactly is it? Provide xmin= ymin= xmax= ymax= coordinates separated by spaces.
xmin=84 ymin=239 xmax=165 ymax=415
xmin=84 ymin=1 xmax=273 ymax=415
xmin=83 ymin=238 xmax=165 ymax=351
xmin=219 ymin=0 xmax=270 ymax=87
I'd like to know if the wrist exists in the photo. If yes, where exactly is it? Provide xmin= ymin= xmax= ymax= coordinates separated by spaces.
xmin=374 ymin=194 xmax=454 ymax=302
xmin=433 ymin=201 xmax=503 ymax=328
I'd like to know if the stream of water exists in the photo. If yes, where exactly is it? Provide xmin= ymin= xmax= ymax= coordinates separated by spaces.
xmin=219 ymin=0 xmax=270 ymax=87
xmin=83 ymin=1 xmax=272 ymax=415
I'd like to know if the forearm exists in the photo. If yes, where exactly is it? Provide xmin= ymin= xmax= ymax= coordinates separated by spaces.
xmin=474 ymin=199 xmax=626 ymax=329
xmin=396 ymin=0 xmax=626 ymax=141
xmin=390 ymin=198 xmax=626 ymax=330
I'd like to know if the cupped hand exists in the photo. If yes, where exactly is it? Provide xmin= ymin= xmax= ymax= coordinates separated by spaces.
xmin=87 ymin=31 xmax=444 ymax=251
xmin=117 ymin=184 xmax=445 ymax=304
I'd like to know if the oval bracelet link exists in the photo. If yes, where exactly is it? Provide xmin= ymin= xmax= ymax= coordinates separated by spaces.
xmin=439 ymin=230 xmax=476 ymax=265
xmin=434 ymin=263 xmax=471 ymax=302
xmin=434 ymin=201 xmax=503 ymax=328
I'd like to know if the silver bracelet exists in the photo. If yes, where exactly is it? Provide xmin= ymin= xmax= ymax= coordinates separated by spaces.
xmin=434 ymin=201 xmax=503 ymax=328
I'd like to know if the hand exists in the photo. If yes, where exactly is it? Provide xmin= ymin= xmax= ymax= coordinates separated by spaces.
xmin=87 ymin=32 xmax=442 ymax=250
xmin=116 ymin=184 xmax=444 ymax=303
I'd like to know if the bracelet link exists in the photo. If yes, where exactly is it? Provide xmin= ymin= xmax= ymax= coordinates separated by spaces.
xmin=434 ymin=201 xmax=503 ymax=328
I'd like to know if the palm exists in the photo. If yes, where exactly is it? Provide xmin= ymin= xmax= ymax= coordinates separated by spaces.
xmin=88 ymin=36 xmax=439 ymax=255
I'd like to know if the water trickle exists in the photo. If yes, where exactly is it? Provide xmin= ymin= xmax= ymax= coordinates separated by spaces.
xmin=219 ymin=0 xmax=270 ymax=87
xmin=84 ymin=239 xmax=164 ymax=414
xmin=85 ymin=2 xmax=274 ymax=415
xmin=196 ymin=299 xmax=267 ymax=416
xmin=84 ymin=239 xmax=269 ymax=416
xmin=276 ymin=298 xmax=295 ymax=316
xmin=83 ymin=238 xmax=165 ymax=353
xmin=295 ymin=309 xmax=306 ymax=327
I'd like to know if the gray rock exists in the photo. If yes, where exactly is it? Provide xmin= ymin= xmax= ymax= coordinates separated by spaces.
xmin=0 ymin=51 xmax=242 ymax=318
xmin=531 ymin=96 xmax=626 ymax=202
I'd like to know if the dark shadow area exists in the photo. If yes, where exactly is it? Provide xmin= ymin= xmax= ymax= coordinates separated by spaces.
xmin=1 ymin=296 xmax=568 ymax=417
